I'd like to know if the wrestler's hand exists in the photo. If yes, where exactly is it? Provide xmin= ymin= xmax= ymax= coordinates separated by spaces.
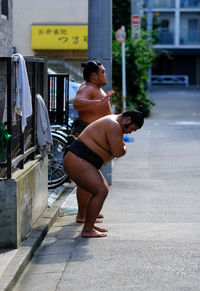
xmin=106 ymin=90 xmax=115 ymax=98
xmin=101 ymin=90 xmax=115 ymax=103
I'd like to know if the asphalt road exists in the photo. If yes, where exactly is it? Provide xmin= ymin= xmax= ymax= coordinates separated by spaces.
xmin=14 ymin=86 xmax=200 ymax=291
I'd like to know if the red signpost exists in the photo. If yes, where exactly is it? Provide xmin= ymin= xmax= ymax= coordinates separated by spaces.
xmin=131 ymin=15 xmax=140 ymax=40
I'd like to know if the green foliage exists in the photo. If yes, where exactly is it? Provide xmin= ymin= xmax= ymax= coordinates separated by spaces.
xmin=113 ymin=0 xmax=131 ymax=32
xmin=112 ymin=30 xmax=156 ymax=117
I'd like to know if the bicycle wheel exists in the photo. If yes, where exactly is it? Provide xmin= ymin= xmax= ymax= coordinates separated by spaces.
xmin=48 ymin=133 xmax=69 ymax=189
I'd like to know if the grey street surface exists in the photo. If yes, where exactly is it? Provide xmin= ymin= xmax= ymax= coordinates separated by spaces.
xmin=13 ymin=87 xmax=200 ymax=291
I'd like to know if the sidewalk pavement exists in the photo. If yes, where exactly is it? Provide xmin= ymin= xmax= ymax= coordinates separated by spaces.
xmin=1 ymin=86 xmax=200 ymax=290
xmin=0 ymin=182 xmax=76 ymax=291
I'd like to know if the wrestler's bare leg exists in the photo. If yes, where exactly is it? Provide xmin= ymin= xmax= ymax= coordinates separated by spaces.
xmin=64 ymin=152 xmax=108 ymax=237
xmin=76 ymin=187 xmax=103 ymax=223
xmin=76 ymin=187 xmax=90 ymax=222
xmin=81 ymin=175 xmax=108 ymax=237
xmin=74 ymin=132 xmax=104 ymax=222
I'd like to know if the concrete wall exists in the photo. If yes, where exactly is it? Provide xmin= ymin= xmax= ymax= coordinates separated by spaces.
xmin=0 ymin=0 xmax=13 ymax=56
xmin=13 ymin=0 xmax=88 ymax=56
xmin=0 ymin=157 xmax=48 ymax=248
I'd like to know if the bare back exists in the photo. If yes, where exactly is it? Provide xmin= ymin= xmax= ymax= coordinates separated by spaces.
xmin=78 ymin=115 xmax=126 ymax=163
xmin=73 ymin=83 xmax=112 ymax=124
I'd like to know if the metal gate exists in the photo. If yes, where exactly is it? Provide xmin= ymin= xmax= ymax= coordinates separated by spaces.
xmin=48 ymin=74 xmax=69 ymax=127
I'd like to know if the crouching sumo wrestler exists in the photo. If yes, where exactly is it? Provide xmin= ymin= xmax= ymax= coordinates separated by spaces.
xmin=63 ymin=110 xmax=144 ymax=238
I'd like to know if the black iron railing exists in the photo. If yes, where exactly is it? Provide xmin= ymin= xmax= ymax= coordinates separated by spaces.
xmin=48 ymin=74 xmax=69 ymax=127
xmin=0 ymin=56 xmax=47 ymax=179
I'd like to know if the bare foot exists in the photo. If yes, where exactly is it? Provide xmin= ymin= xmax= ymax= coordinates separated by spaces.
xmin=81 ymin=228 xmax=107 ymax=238
xmin=97 ymin=213 xmax=104 ymax=219
xmin=76 ymin=218 xmax=102 ymax=224
xmin=94 ymin=225 xmax=108 ymax=232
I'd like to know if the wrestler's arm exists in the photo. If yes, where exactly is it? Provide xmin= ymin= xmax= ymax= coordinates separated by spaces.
xmin=73 ymin=86 xmax=112 ymax=112
xmin=106 ymin=123 xmax=126 ymax=158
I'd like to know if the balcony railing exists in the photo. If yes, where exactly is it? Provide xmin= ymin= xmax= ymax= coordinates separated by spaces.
xmin=156 ymin=31 xmax=174 ymax=44
xmin=181 ymin=0 xmax=200 ymax=8
xmin=180 ymin=33 xmax=200 ymax=44
xmin=144 ymin=0 xmax=175 ymax=9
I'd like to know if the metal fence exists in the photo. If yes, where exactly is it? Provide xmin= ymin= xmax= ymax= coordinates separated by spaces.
xmin=48 ymin=73 xmax=69 ymax=126
xmin=0 ymin=56 xmax=47 ymax=179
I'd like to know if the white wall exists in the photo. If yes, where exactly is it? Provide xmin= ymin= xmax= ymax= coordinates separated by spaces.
xmin=13 ymin=0 xmax=88 ymax=55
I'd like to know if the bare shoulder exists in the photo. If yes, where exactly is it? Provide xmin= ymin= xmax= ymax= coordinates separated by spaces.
xmin=101 ymin=115 xmax=121 ymax=131
xmin=75 ymin=83 xmax=96 ymax=100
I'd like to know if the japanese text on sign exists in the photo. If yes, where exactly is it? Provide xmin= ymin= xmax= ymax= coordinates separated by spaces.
xmin=31 ymin=25 xmax=88 ymax=50
xmin=131 ymin=15 xmax=140 ymax=40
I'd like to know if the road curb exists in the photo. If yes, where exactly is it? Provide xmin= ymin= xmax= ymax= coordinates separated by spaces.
xmin=0 ymin=182 xmax=76 ymax=291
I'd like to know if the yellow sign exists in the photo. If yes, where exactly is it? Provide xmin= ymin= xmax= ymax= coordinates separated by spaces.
xmin=31 ymin=25 xmax=88 ymax=50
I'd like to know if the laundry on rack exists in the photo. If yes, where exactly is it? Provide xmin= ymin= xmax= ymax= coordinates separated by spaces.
xmin=13 ymin=53 xmax=32 ymax=132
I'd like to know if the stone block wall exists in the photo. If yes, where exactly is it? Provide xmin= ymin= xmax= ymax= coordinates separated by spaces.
xmin=0 ymin=156 xmax=48 ymax=248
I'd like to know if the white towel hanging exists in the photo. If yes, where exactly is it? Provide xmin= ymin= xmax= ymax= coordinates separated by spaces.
xmin=13 ymin=53 xmax=32 ymax=132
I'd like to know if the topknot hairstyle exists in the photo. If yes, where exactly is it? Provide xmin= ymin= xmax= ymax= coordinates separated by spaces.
xmin=81 ymin=60 xmax=102 ymax=81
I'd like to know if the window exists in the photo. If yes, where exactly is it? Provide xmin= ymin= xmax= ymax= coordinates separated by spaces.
xmin=181 ymin=0 xmax=200 ymax=8
xmin=188 ymin=19 xmax=199 ymax=43
xmin=154 ymin=12 xmax=175 ymax=44
xmin=180 ymin=13 xmax=200 ymax=44
xmin=1 ymin=0 xmax=8 ymax=18
xmin=144 ymin=0 xmax=175 ymax=8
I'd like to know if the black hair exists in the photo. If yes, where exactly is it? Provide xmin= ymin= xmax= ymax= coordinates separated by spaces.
xmin=122 ymin=110 xmax=144 ymax=129
xmin=81 ymin=60 xmax=102 ymax=81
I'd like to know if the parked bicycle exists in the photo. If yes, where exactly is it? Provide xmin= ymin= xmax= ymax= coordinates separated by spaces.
xmin=47 ymin=71 xmax=79 ymax=189
xmin=48 ymin=119 xmax=74 ymax=189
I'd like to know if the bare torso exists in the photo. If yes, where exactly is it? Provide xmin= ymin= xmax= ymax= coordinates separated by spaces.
xmin=73 ymin=82 xmax=112 ymax=124
xmin=78 ymin=115 xmax=126 ymax=163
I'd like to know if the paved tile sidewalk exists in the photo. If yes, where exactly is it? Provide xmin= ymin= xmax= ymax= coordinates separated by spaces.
xmin=0 ymin=182 xmax=75 ymax=291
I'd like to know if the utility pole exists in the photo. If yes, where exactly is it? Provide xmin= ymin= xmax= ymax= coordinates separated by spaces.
xmin=88 ymin=0 xmax=112 ymax=184
xmin=131 ymin=0 xmax=142 ymax=40
xmin=88 ymin=0 xmax=112 ymax=94
xmin=121 ymin=26 xmax=126 ymax=112
xmin=146 ymin=0 xmax=153 ymax=91
xmin=115 ymin=26 xmax=126 ymax=112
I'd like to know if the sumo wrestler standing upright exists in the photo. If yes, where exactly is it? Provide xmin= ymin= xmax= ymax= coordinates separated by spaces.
xmin=71 ymin=60 xmax=114 ymax=224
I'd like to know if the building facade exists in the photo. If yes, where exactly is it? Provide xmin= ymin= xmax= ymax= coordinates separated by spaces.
xmin=0 ymin=0 xmax=13 ymax=56
xmin=143 ymin=0 xmax=200 ymax=85
xmin=13 ymin=0 xmax=88 ymax=82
